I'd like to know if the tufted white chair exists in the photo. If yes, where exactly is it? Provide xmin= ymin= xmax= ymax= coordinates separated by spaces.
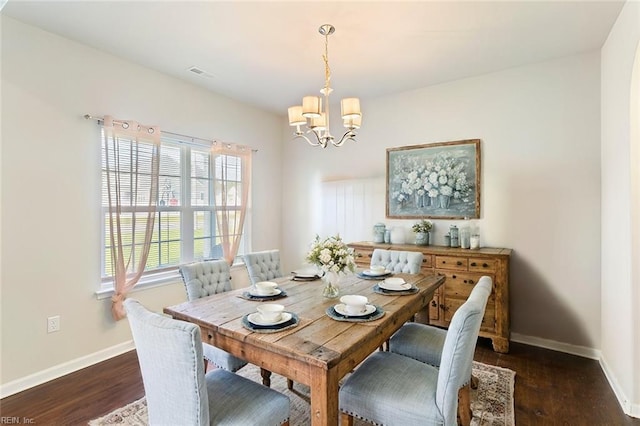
xmin=339 ymin=278 xmax=492 ymax=426
xmin=370 ymin=249 xmax=424 ymax=274
xmin=124 ymin=299 xmax=290 ymax=426
xmin=243 ymin=249 xmax=283 ymax=285
xmin=179 ymin=259 xmax=247 ymax=373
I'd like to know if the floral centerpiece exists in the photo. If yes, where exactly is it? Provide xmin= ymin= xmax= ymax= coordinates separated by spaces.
xmin=306 ymin=234 xmax=356 ymax=298
xmin=411 ymin=219 xmax=433 ymax=245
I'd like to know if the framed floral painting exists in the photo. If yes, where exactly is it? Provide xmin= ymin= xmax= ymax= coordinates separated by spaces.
xmin=386 ymin=139 xmax=481 ymax=219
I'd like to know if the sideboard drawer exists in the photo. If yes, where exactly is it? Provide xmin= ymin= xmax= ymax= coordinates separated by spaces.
xmin=468 ymin=258 xmax=498 ymax=273
xmin=352 ymin=248 xmax=374 ymax=267
xmin=441 ymin=271 xmax=490 ymax=299
xmin=435 ymin=256 xmax=468 ymax=271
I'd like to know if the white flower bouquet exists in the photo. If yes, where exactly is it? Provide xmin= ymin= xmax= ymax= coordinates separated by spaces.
xmin=306 ymin=234 xmax=356 ymax=275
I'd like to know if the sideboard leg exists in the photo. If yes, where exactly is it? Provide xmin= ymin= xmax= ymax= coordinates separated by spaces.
xmin=491 ymin=337 xmax=509 ymax=353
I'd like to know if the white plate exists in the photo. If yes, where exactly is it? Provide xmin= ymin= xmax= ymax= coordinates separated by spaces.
xmin=383 ymin=277 xmax=406 ymax=286
xmin=334 ymin=303 xmax=376 ymax=317
xmin=379 ymin=281 xmax=412 ymax=291
xmin=293 ymin=268 xmax=320 ymax=278
xmin=362 ymin=269 xmax=390 ymax=277
xmin=248 ymin=288 xmax=282 ymax=297
xmin=247 ymin=312 xmax=292 ymax=326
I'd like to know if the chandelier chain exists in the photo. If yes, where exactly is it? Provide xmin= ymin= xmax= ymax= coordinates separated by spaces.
xmin=323 ymin=32 xmax=331 ymax=94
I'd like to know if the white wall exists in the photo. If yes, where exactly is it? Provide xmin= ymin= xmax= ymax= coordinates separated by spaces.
xmin=600 ymin=0 xmax=640 ymax=417
xmin=282 ymin=52 xmax=603 ymax=353
xmin=0 ymin=17 xmax=283 ymax=388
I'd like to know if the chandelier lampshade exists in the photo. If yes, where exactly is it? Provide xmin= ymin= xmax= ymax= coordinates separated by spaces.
xmin=288 ymin=24 xmax=362 ymax=148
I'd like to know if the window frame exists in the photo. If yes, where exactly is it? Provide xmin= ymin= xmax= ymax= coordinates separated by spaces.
xmin=99 ymin=135 xmax=250 ymax=295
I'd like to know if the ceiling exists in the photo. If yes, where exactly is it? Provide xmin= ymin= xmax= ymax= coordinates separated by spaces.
xmin=2 ymin=1 xmax=625 ymax=115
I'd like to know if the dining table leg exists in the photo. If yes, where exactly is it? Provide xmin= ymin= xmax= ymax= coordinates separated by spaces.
xmin=309 ymin=367 xmax=339 ymax=426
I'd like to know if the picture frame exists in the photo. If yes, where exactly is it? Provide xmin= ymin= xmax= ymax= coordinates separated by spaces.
xmin=386 ymin=139 xmax=481 ymax=219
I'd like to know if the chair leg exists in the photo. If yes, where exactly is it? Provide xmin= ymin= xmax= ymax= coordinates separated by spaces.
xmin=457 ymin=383 xmax=472 ymax=426
xmin=260 ymin=368 xmax=272 ymax=387
xmin=470 ymin=374 xmax=479 ymax=389
xmin=340 ymin=412 xmax=354 ymax=426
xmin=287 ymin=379 xmax=294 ymax=390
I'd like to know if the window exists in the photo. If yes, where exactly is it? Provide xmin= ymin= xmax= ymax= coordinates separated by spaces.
xmin=101 ymin=135 xmax=249 ymax=287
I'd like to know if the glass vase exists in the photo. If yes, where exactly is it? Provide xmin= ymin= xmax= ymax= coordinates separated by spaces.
xmin=322 ymin=271 xmax=341 ymax=298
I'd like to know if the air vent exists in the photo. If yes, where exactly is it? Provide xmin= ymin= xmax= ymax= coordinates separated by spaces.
xmin=187 ymin=66 xmax=213 ymax=78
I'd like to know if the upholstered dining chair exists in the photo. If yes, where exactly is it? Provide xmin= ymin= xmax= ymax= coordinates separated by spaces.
xmin=124 ymin=299 xmax=290 ymax=426
xmin=388 ymin=275 xmax=493 ymax=424
xmin=370 ymin=249 xmax=424 ymax=274
xmin=179 ymin=259 xmax=247 ymax=373
xmin=338 ymin=278 xmax=492 ymax=426
xmin=243 ymin=249 xmax=283 ymax=285
xmin=242 ymin=249 xmax=296 ymax=390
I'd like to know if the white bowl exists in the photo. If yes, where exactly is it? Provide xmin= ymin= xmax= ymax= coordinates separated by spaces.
xmin=254 ymin=281 xmax=278 ymax=295
xmin=256 ymin=303 xmax=285 ymax=322
xmin=339 ymin=295 xmax=369 ymax=315
xmin=370 ymin=265 xmax=386 ymax=273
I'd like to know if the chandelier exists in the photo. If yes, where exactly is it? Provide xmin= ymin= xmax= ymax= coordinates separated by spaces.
xmin=287 ymin=24 xmax=362 ymax=148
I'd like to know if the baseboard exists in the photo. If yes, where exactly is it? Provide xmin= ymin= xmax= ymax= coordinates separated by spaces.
xmin=510 ymin=332 xmax=601 ymax=360
xmin=0 ymin=340 xmax=134 ymax=399
xmin=600 ymin=355 xmax=640 ymax=419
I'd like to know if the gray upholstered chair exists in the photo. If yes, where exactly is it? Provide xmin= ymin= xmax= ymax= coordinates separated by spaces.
xmin=339 ymin=278 xmax=492 ymax=426
xmin=124 ymin=299 xmax=290 ymax=426
xmin=242 ymin=249 xmax=296 ymax=390
xmin=370 ymin=249 xmax=424 ymax=274
xmin=388 ymin=275 xmax=494 ymax=423
xmin=179 ymin=259 xmax=247 ymax=373
xmin=243 ymin=249 xmax=283 ymax=285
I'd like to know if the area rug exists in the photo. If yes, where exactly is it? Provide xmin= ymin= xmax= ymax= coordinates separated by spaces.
xmin=89 ymin=361 xmax=515 ymax=426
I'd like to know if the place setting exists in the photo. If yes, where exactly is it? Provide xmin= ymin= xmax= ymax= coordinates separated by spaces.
xmin=240 ymin=281 xmax=288 ymax=301
xmin=373 ymin=277 xmax=419 ymax=295
xmin=326 ymin=295 xmax=385 ymax=322
xmin=241 ymin=303 xmax=299 ymax=333
xmin=356 ymin=264 xmax=393 ymax=280
xmin=291 ymin=267 xmax=324 ymax=281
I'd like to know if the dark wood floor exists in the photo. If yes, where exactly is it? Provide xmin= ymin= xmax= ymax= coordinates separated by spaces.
xmin=1 ymin=338 xmax=638 ymax=425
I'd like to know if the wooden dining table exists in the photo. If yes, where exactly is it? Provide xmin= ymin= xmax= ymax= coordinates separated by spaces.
xmin=164 ymin=271 xmax=445 ymax=426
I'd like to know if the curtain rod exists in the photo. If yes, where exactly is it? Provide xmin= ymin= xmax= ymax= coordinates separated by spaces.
xmin=83 ymin=114 xmax=258 ymax=152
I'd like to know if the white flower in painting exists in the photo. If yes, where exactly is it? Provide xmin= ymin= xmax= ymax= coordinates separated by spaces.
xmin=428 ymin=172 xmax=439 ymax=184
xmin=440 ymin=185 xmax=453 ymax=196
xmin=428 ymin=188 xmax=439 ymax=197
xmin=438 ymin=175 xmax=448 ymax=185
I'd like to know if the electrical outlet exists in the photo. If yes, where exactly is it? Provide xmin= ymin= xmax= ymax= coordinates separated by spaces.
xmin=47 ymin=315 xmax=60 ymax=333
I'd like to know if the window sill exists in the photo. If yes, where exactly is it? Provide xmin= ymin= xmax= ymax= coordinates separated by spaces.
xmin=95 ymin=270 xmax=183 ymax=300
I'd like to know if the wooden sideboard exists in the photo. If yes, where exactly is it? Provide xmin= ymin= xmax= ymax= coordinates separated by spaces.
xmin=347 ymin=241 xmax=512 ymax=353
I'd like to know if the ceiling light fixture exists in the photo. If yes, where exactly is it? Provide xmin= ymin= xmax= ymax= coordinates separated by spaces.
xmin=288 ymin=24 xmax=362 ymax=148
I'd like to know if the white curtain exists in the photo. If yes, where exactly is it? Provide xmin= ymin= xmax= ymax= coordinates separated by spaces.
xmin=102 ymin=116 xmax=160 ymax=320
xmin=212 ymin=143 xmax=252 ymax=265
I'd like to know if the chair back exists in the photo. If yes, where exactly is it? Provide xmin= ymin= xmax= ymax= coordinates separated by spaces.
xmin=370 ymin=249 xmax=424 ymax=274
xmin=435 ymin=276 xmax=492 ymax=425
xmin=179 ymin=259 xmax=232 ymax=301
xmin=243 ymin=249 xmax=283 ymax=285
xmin=124 ymin=299 xmax=209 ymax=426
